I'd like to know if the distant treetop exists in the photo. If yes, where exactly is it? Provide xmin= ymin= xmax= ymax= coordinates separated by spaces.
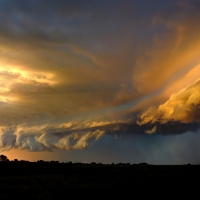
xmin=0 ymin=155 xmax=9 ymax=162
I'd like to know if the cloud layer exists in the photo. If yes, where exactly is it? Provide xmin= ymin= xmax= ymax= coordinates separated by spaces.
xmin=0 ymin=0 xmax=200 ymax=154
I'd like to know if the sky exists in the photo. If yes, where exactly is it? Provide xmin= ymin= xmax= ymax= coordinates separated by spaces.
xmin=1 ymin=0 xmax=200 ymax=164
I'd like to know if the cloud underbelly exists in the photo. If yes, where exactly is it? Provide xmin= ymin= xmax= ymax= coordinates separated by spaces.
xmin=0 ymin=126 xmax=105 ymax=152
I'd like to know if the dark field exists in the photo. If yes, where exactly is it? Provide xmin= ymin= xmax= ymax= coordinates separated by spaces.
xmin=0 ymin=162 xmax=199 ymax=199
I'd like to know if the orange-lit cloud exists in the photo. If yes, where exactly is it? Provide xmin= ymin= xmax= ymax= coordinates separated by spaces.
xmin=133 ymin=3 xmax=200 ymax=98
xmin=138 ymin=78 xmax=200 ymax=126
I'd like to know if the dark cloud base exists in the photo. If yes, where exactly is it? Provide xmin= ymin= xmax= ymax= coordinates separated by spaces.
xmin=93 ymin=121 xmax=200 ymax=136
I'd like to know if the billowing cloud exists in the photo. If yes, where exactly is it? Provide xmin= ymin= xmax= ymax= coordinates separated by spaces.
xmin=0 ymin=125 xmax=105 ymax=152
xmin=137 ymin=78 xmax=200 ymax=134
xmin=138 ymin=79 xmax=200 ymax=124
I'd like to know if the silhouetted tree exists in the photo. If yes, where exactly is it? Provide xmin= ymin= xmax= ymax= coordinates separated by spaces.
xmin=50 ymin=160 xmax=59 ymax=164
xmin=0 ymin=155 xmax=8 ymax=161
xmin=37 ymin=160 xmax=45 ymax=163
xmin=138 ymin=162 xmax=148 ymax=165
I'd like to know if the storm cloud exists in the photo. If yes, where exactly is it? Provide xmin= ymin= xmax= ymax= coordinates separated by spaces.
xmin=0 ymin=0 xmax=200 ymax=163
